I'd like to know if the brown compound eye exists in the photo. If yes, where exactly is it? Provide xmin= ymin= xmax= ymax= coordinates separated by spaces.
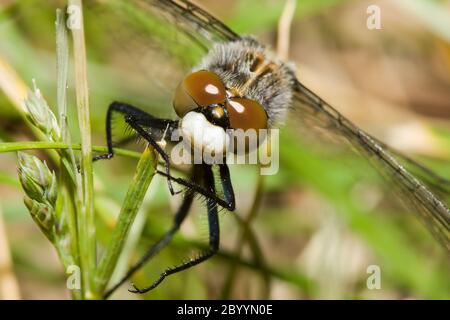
xmin=226 ymin=98 xmax=268 ymax=131
xmin=226 ymin=98 xmax=268 ymax=154
xmin=173 ymin=70 xmax=227 ymax=117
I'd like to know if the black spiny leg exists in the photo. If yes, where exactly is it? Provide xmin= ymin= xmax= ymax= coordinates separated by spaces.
xmin=219 ymin=164 xmax=236 ymax=211
xmin=94 ymin=101 xmax=179 ymax=194
xmin=129 ymin=164 xmax=221 ymax=294
xmin=155 ymin=163 xmax=235 ymax=211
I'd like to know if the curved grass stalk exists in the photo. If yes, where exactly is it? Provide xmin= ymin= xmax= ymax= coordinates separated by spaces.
xmin=95 ymin=146 xmax=157 ymax=294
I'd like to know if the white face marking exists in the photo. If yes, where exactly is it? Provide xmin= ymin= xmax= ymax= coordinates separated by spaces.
xmin=180 ymin=111 xmax=230 ymax=157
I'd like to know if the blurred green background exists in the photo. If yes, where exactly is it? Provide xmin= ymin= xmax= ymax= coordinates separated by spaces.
xmin=0 ymin=0 xmax=449 ymax=299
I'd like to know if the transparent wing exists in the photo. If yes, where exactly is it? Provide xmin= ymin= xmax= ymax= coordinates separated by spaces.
xmin=292 ymin=81 xmax=450 ymax=252
xmin=370 ymin=136 xmax=450 ymax=197
xmin=145 ymin=0 xmax=241 ymax=46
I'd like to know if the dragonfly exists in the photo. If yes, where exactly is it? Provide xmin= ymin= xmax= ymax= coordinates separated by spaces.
xmin=89 ymin=0 xmax=450 ymax=298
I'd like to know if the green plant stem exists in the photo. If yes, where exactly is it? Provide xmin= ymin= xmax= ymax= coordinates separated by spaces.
xmin=56 ymin=10 xmax=70 ymax=143
xmin=69 ymin=0 xmax=95 ymax=299
xmin=0 ymin=141 xmax=141 ymax=159
xmin=95 ymin=146 xmax=157 ymax=295
xmin=56 ymin=8 xmax=81 ymax=300
xmin=107 ymin=200 xmax=148 ymax=291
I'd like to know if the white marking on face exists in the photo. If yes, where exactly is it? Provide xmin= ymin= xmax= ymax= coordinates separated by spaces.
xmin=180 ymin=111 xmax=230 ymax=157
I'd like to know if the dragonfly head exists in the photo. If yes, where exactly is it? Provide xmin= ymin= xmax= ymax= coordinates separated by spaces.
xmin=174 ymin=70 xmax=268 ymax=156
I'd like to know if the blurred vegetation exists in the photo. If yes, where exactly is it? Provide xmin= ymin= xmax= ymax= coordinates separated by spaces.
xmin=0 ymin=0 xmax=449 ymax=299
